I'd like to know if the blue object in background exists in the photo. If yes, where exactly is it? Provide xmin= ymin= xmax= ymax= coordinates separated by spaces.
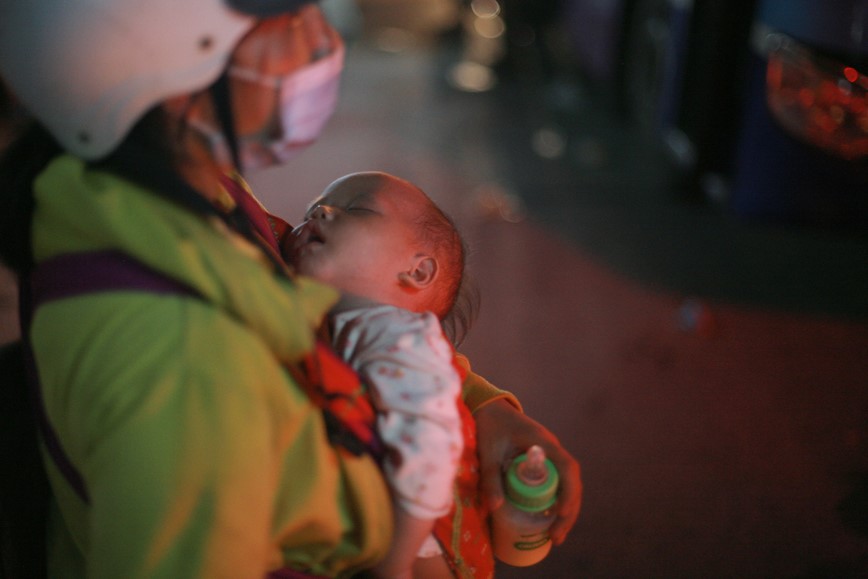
xmin=757 ymin=0 xmax=868 ymax=54
xmin=729 ymin=0 xmax=868 ymax=227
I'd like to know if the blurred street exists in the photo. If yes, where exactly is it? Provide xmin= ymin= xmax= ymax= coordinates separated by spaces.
xmin=2 ymin=1 xmax=868 ymax=577
xmin=248 ymin=2 xmax=868 ymax=576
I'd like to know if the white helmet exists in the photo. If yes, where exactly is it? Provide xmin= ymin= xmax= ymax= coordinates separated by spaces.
xmin=0 ymin=0 xmax=312 ymax=160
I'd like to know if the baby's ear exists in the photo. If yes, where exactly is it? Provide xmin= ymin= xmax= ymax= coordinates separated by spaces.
xmin=398 ymin=254 xmax=438 ymax=289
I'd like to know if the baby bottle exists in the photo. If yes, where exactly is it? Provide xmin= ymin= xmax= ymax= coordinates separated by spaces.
xmin=491 ymin=445 xmax=559 ymax=566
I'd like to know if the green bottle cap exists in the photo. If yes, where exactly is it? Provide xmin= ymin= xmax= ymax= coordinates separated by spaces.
xmin=504 ymin=446 xmax=559 ymax=512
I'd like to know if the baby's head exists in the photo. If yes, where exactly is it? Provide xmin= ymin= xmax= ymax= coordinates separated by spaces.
xmin=288 ymin=171 xmax=465 ymax=321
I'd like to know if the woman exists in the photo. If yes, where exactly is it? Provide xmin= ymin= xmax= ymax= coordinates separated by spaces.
xmin=0 ymin=0 xmax=580 ymax=577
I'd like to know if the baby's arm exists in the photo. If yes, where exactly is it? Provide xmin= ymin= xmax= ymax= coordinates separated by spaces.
xmin=336 ymin=307 xmax=463 ymax=577
xmin=371 ymin=504 xmax=435 ymax=579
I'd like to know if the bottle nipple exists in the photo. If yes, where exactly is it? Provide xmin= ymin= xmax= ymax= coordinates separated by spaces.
xmin=505 ymin=445 xmax=559 ymax=512
xmin=516 ymin=445 xmax=549 ymax=485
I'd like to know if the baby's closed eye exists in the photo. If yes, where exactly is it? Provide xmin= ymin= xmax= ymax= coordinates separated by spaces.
xmin=347 ymin=205 xmax=377 ymax=214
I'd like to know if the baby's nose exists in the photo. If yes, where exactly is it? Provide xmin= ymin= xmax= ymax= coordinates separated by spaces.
xmin=311 ymin=205 xmax=336 ymax=220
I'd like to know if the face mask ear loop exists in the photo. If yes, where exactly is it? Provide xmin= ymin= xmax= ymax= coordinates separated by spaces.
xmin=210 ymin=70 xmax=243 ymax=175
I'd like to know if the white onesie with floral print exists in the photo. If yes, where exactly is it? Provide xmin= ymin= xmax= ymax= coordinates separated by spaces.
xmin=330 ymin=303 xmax=463 ymax=524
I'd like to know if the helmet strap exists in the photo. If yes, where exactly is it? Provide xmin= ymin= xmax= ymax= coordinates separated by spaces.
xmin=209 ymin=70 xmax=243 ymax=174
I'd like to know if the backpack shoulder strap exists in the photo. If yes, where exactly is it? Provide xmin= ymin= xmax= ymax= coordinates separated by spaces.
xmin=21 ymin=250 xmax=200 ymax=504
xmin=29 ymin=250 xmax=199 ymax=303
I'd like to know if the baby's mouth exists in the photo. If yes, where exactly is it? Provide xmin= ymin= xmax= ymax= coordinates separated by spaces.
xmin=294 ymin=223 xmax=325 ymax=253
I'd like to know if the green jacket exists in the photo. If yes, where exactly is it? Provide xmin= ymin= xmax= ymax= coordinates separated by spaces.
xmin=30 ymin=156 xmax=392 ymax=578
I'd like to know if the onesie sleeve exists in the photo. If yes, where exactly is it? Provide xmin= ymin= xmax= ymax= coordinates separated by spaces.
xmin=335 ymin=308 xmax=464 ymax=521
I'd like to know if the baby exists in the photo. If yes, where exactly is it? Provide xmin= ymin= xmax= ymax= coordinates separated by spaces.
xmin=284 ymin=171 xmax=488 ymax=579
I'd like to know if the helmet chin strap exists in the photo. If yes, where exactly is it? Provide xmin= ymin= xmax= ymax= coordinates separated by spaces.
xmin=209 ymin=70 xmax=243 ymax=175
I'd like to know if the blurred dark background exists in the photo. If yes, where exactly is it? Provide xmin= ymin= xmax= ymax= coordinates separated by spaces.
xmin=252 ymin=1 xmax=868 ymax=575
xmin=2 ymin=0 xmax=868 ymax=577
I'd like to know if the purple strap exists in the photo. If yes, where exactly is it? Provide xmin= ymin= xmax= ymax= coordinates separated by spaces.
xmin=19 ymin=326 xmax=91 ymax=504
xmin=30 ymin=250 xmax=199 ymax=302
xmin=22 ymin=251 xmax=200 ymax=504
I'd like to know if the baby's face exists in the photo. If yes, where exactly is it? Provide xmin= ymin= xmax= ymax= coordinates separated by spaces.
xmin=288 ymin=172 xmax=432 ymax=303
